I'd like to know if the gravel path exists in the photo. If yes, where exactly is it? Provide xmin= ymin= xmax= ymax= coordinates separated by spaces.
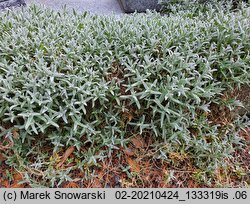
xmin=25 ymin=0 xmax=123 ymax=15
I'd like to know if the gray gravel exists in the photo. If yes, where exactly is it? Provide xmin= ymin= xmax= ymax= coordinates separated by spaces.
xmin=120 ymin=0 xmax=161 ymax=13
xmin=0 ymin=0 xmax=25 ymax=9
xmin=25 ymin=0 xmax=123 ymax=15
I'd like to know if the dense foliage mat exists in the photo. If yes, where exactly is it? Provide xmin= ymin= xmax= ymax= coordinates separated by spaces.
xmin=0 ymin=3 xmax=249 ymax=187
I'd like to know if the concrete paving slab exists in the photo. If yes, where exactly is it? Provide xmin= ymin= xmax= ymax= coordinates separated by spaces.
xmin=25 ymin=0 xmax=123 ymax=15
